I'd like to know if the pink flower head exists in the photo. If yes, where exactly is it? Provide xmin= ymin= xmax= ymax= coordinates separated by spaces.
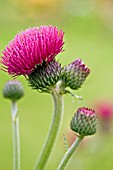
xmin=78 ymin=107 xmax=95 ymax=116
xmin=1 ymin=25 xmax=64 ymax=76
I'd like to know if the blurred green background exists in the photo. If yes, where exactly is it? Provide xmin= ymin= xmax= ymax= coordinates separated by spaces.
xmin=1 ymin=0 xmax=113 ymax=169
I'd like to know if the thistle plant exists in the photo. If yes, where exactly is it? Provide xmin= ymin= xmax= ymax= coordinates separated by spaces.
xmin=3 ymin=80 xmax=24 ymax=170
xmin=1 ymin=25 xmax=97 ymax=170
xmin=1 ymin=25 xmax=65 ymax=170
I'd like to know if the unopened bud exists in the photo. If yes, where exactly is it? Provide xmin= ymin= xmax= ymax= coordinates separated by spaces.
xmin=70 ymin=107 xmax=98 ymax=136
xmin=61 ymin=58 xmax=90 ymax=90
xmin=3 ymin=80 xmax=24 ymax=101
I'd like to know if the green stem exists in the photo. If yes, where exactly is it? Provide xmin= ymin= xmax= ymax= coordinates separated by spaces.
xmin=11 ymin=101 xmax=20 ymax=170
xmin=57 ymin=136 xmax=84 ymax=170
xmin=33 ymin=87 xmax=64 ymax=170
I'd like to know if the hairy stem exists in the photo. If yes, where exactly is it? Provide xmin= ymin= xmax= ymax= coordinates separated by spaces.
xmin=11 ymin=101 xmax=20 ymax=170
xmin=33 ymin=86 xmax=64 ymax=170
xmin=57 ymin=136 xmax=84 ymax=170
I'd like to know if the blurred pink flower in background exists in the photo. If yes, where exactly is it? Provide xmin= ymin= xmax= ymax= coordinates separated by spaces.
xmin=94 ymin=100 xmax=113 ymax=120
xmin=93 ymin=99 xmax=113 ymax=133
xmin=66 ymin=130 xmax=76 ymax=147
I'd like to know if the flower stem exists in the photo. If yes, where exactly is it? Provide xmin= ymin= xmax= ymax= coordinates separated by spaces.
xmin=57 ymin=136 xmax=84 ymax=170
xmin=33 ymin=86 xmax=64 ymax=170
xmin=11 ymin=101 xmax=20 ymax=170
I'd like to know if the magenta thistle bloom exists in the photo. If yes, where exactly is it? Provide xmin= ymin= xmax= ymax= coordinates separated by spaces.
xmin=70 ymin=107 xmax=98 ymax=136
xmin=1 ymin=26 xmax=64 ymax=76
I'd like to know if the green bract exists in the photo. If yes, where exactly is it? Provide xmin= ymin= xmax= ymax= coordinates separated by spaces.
xmin=28 ymin=60 xmax=61 ymax=93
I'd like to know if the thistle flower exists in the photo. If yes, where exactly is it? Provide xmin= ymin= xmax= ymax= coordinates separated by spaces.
xmin=70 ymin=107 xmax=98 ymax=136
xmin=28 ymin=60 xmax=61 ymax=93
xmin=3 ymin=80 xmax=24 ymax=101
xmin=1 ymin=26 xmax=64 ymax=76
xmin=61 ymin=58 xmax=90 ymax=90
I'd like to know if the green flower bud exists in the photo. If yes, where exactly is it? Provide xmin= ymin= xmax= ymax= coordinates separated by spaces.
xmin=61 ymin=58 xmax=90 ymax=90
xmin=28 ymin=60 xmax=61 ymax=93
xmin=70 ymin=107 xmax=98 ymax=136
xmin=3 ymin=80 xmax=24 ymax=101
